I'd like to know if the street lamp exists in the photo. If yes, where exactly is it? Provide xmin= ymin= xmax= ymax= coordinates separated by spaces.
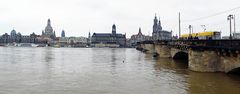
xmin=227 ymin=14 xmax=234 ymax=40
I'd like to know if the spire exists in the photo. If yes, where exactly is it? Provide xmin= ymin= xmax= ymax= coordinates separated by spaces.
xmin=138 ymin=27 xmax=142 ymax=35
xmin=88 ymin=32 xmax=91 ymax=38
xmin=153 ymin=14 xmax=158 ymax=33
xmin=158 ymin=17 xmax=162 ymax=31
xmin=154 ymin=14 xmax=158 ymax=23
xmin=47 ymin=18 xmax=51 ymax=26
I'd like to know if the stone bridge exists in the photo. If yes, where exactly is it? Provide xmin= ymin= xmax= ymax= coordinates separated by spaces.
xmin=137 ymin=40 xmax=240 ymax=73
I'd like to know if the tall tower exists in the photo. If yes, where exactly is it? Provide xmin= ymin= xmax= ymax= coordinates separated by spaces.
xmin=153 ymin=14 xmax=158 ymax=33
xmin=138 ymin=27 xmax=142 ymax=36
xmin=88 ymin=32 xmax=91 ymax=44
xmin=112 ymin=24 xmax=116 ymax=35
xmin=158 ymin=17 xmax=162 ymax=31
xmin=152 ymin=14 xmax=158 ymax=40
xmin=88 ymin=32 xmax=91 ymax=39
xmin=44 ymin=19 xmax=54 ymax=39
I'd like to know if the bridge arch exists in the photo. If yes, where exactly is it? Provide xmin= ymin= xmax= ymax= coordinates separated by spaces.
xmin=227 ymin=67 xmax=240 ymax=74
xmin=173 ymin=51 xmax=189 ymax=60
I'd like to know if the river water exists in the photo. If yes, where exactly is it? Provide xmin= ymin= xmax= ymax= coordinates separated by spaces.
xmin=0 ymin=47 xmax=240 ymax=94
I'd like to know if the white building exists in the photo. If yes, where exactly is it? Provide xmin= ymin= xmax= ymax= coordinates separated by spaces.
xmin=129 ymin=28 xmax=152 ymax=47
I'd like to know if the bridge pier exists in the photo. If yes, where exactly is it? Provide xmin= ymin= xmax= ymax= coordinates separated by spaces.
xmin=144 ymin=44 xmax=155 ymax=54
xmin=138 ymin=43 xmax=155 ymax=54
xmin=155 ymin=44 xmax=171 ymax=58
xmin=188 ymin=50 xmax=224 ymax=72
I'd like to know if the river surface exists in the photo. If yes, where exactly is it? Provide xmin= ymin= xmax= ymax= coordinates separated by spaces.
xmin=0 ymin=47 xmax=240 ymax=94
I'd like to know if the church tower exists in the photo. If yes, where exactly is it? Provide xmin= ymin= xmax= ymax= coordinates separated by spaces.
xmin=112 ymin=24 xmax=116 ymax=35
xmin=158 ymin=17 xmax=162 ymax=31
xmin=43 ymin=19 xmax=55 ymax=39
xmin=88 ymin=32 xmax=91 ymax=39
xmin=45 ymin=19 xmax=53 ymax=34
xmin=61 ymin=30 xmax=65 ymax=37
xmin=153 ymin=14 xmax=158 ymax=33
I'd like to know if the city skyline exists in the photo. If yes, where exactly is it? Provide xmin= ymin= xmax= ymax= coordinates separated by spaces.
xmin=1 ymin=0 xmax=240 ymax=38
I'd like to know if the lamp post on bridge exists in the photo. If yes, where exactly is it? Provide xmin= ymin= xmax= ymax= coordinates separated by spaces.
xmin=227 ymin=14 xmax=234 ymax=40
xmin=201 ymin=25 xmax=206 ymax=32
xmin=188 ymin=25 xmax=192 ymax=39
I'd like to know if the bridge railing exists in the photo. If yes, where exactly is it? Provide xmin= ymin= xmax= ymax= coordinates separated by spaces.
xmin=170 ymin=39 xmax=240 ymax=50
xmin=138 ymin=39 xmax=240 ymax=51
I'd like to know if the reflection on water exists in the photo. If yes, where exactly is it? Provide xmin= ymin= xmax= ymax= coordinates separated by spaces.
xmin=0 ymin=47 xmax=240 ymax=94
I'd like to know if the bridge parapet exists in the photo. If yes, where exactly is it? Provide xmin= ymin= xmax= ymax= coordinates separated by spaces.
xmin=169 ymin=39 xmax=240 ymax=51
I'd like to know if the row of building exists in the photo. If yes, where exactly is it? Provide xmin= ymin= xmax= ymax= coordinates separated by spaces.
xmin=0 ymin=16 xmax=173 ymax=47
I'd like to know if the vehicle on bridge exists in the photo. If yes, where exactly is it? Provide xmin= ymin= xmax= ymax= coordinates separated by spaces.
xmin=180 ymin=31 xmax=221 ymax=40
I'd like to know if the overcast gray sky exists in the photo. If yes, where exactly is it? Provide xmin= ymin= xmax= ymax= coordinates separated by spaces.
xmin=0 ymin=0 xmax=240 ymax=38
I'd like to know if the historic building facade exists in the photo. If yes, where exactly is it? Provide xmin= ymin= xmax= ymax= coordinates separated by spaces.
xmin=0 ymin=29 xmax=47 ymax=44
xmin=129 ymin=28 xmax=152 ymax=47
xmin=152 ymin=15 xmax=172 ymax=40
xmin=42 ymin=19 xmax=56 ymax=40
xmin=91 ymin=24 xmax=126 ymax=47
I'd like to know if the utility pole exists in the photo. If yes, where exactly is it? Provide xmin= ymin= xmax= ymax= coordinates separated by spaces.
xmin=192 ymin=26 xmax=194 ymax=34
xmin=178 ymin=12 xmax=181 ymax=39
xmin=227 ymin=14 xmax=234 ymax=40
xmin=234 ymin=15 xmax=236 ymax=39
